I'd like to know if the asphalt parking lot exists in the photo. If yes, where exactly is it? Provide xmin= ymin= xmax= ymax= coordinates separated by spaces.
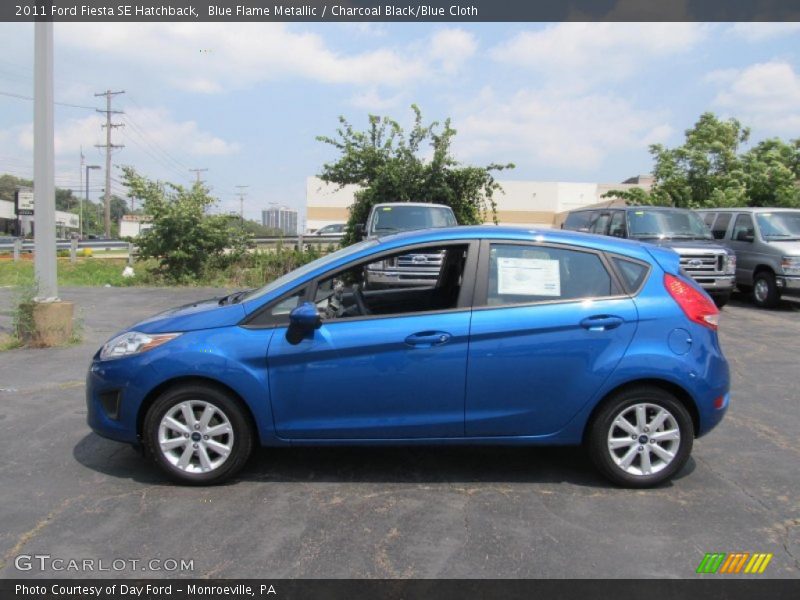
xmin=0 ymin=286 xmax=798 ymax=579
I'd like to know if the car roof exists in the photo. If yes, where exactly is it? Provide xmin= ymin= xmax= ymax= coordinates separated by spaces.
xmin=696 ymin=207 xmax=800 ymax=213
xmin=372 ymin=202 xmax=452 ymax=209
xmin=374 ymin=225 xmax=655 ymax=260
xmin=569 ymin=206 xmax=691 ymax=213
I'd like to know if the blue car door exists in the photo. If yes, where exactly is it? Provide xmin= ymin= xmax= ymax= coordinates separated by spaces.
xmin=266 ymin=242 xmax=477 ymax=440
xmin=465 ymin=241 xmax=638 ymax=437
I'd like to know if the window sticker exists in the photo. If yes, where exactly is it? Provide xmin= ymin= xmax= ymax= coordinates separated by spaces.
xmin=497 ymin=257 xmax=561 ymax=296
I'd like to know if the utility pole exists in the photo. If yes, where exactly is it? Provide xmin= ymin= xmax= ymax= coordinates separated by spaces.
xmin=33 ymin=22 xmax=57 ymax=301
xmin=95 ymin=89 xmax=125 ymax=238
xmin=235 ymin=185 xmax=249 ymax=225
xmin=189 ymin=168 xmax=208 ymax=184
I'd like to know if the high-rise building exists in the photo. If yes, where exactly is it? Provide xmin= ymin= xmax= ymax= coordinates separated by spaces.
xmin=262 ymin=206 xmax=298 ymax=235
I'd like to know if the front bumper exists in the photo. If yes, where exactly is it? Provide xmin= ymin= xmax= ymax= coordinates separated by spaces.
xmin=777 ymin=275 xmax=800 ymax=296
xmin=86 ymin=357 xmax=151 ymax=444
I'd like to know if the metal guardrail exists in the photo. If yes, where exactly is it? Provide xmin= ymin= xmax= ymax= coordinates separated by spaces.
xmin=0 ymin=239 xmax=129 ymax=252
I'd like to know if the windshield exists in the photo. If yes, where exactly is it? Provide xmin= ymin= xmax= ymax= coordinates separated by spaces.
xmin=241 ymin=238 xmax=379 ymax=303
xmin=370 ymin=205 xmax=457 ymax=235
xmin=626 ymin=209 xmax=713 ymax=240
xmin=756 ymin=212 xmax=800 ymax=241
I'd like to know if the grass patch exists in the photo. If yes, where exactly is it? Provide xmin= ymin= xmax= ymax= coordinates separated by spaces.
xmin=0 ymin=246 xmax=323 ymax=289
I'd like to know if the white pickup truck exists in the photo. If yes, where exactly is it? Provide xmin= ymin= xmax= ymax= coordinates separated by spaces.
xmin=359 ymin=202 xmax=457 ymax=287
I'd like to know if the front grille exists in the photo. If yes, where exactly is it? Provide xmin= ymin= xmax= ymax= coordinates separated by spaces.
xmin=679 ymin=253 xmax=724 ymax=275
xmin=395 ymin=252 xmax=444 ymax=269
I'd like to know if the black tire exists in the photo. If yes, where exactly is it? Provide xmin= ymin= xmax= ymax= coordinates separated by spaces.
xmin=752 ymin=271 xmax=780 ymax=309
xmin=711 ymin=292 xmax=730 ymax=308
xmin=587 ymin=386 xmax=694 ymax=488
xmin=143 ymin=384 xmax=254 ymax=485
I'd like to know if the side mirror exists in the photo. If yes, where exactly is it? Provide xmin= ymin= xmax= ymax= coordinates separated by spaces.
xmin=286 ymin=302 xmax=321 ymax=345
xmin=736 ymin=230 xmax=754 ymax=242
xmin=355 ymin=223 xmax=366 ymax=239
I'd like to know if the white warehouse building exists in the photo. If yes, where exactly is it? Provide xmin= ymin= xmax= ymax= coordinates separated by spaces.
xmin=305 ymin=176 xmax=652 ymax=232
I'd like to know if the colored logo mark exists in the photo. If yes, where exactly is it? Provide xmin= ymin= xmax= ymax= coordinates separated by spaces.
xmin=696 ymin=552 xmax=773 ymax=574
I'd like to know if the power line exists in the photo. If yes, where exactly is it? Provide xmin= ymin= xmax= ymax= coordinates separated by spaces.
xmin=0 ymin=89 xmax=99 ymax=110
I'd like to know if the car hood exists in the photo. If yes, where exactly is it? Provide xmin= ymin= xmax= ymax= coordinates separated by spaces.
xmin=645 ymin=239 xmax=730 ymax=254
xmin=767 ymin=240 xmax=800 ymax=255
xmin=129 ymin=297 xmax=247 ymax=334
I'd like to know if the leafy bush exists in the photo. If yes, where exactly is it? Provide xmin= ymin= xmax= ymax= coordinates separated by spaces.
xmin=120 ymin=167 xmax=252 ymax=283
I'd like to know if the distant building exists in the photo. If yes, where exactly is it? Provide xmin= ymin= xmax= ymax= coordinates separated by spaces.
xmin=262 ymin=207 xmax=298 ymax=235
xmin=0 ymin=198 xmax=80 ymax=237
xmin=305 ymin=176 xmax=653 ymax=231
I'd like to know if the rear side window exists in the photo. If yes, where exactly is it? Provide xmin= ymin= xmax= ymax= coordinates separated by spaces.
xmin=612 ymin=257 xmax=649 ymax=293
xmin=486 ymin=244 xmax=614 ymax=306
xmin=563 ymin=211 xmax=594 ymax=231
xmin=711 ymin=213 xmax=731 ymax=239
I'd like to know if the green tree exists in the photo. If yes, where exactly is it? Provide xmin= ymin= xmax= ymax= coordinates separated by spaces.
xmin=120 ymin=167 xmax=252 ymax=282
xmin=649 ymin=112 xmax=750 ymax=208
xmin=110 ymin=195 xmax=129 ymax=222
xmin=741 ymin=138 xmax=800 ymax=207
xmin=317 ymin=105 xmax=514 ymax=246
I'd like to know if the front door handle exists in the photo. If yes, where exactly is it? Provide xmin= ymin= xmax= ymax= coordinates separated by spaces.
xmin=580 ymin=315 xmax=624 ymax=331
xmin=405 ymin=331 xmax=451 ymax=348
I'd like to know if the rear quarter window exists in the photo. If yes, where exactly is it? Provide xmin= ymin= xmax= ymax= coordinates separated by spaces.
xmin=612 ymin=257 xmax=650 ymax=294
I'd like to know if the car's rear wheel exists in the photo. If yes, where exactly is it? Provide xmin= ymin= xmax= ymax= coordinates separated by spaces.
xmin=752 ymin=271 xmax=780 ymax=309
xmin=587 ymin=387 xmax=693 ymax=488
xmin=143 ymin=384 xmax=254 ymax=485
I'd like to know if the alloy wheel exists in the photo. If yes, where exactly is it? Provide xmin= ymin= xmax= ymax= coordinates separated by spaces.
xmin=158 ymin=400 xmax=234 ymax=474
xmin=607 ymin=403 xmax=681 ymax=476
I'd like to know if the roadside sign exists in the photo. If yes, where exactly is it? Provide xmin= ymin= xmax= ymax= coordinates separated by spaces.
xmin=15 ymin=189 xmax=34 ymax=216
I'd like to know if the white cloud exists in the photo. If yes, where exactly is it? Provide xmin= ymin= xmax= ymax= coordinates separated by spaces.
xmin=454 ymin=86 xmax=672 ymax=171
xmin=350 ymin=88 xmax=405 ymax=112
xmin=490 ymin=23 xmax=707 ymax=83
xmin=712 ymin=61 xmax=800 ymax=133
xmin=429 ymin=29 xmax=477 ymax=73
xmin=55 ymin=24 xmax=468 ymax=93
xmin=728 ymin=23 xmax=800 ymax=42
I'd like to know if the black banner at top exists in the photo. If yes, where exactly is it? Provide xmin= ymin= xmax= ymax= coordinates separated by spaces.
xmin=3 ymin=0 xmax=800 ymax=22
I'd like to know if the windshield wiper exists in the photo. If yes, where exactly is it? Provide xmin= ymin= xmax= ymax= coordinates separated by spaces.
xmin=218 ymin=289 xmax=252 ymax=306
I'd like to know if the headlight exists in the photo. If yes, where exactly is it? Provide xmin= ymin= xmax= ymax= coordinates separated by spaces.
xmin=100 ymin=331 xmax=181 ymax=361
xmin=724 ymin=254 xmax=737 ymax=275
xmin=782 ymin=256 xmax=800 ymax=276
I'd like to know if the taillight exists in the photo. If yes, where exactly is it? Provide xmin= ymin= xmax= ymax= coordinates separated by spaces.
xmin=664 ymin=273 xmax=719 ymax=330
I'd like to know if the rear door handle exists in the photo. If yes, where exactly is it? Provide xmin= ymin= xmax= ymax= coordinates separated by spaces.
xmin=580 ymin=315 xmax=624 ymax=331
xmin=405 ymin=331 xmax=452 ymax=348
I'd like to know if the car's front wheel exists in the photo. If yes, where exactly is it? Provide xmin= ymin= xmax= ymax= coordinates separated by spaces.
xmin=143 ymin=384 xmax=254 ymax=485
xmin=587 ymin=387 xmax=693 ymax=488
xmin=752 ymin=271 xmax=780 ymax=309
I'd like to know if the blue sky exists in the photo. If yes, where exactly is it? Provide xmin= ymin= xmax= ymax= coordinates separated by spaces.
xmin=0 ymin=22 xmax=799 ymax=223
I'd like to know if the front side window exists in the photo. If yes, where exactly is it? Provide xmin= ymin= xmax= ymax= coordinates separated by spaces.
xmin=563 ymin=211 xmax=594 ymax=232
xmin=485 ymin=244 xmax=614 ymax=306
xmin=313 ymin=243 xmax=470 ymax=320
xmin=732 ymin=213 xmax=755 ymax=241
xmin=702 ymin=212 xmax=717 ymax=227
xmin=589 ymin=213 xmax=611 ymax=235
xmin=609 ymin=212 xmax=626 ymax=237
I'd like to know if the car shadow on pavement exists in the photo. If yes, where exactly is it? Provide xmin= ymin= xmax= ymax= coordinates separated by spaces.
xmin=73 ymin=432 xmax=696 ymax=489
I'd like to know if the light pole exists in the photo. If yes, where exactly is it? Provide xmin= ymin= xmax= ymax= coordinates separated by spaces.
xmin=84 ymin=165 xmax=100 ymax=239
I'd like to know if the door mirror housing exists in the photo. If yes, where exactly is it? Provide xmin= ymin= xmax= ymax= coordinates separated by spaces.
xmin=736 ymin=230 xmax=755 ymax=242
xmin=354 ymin=223 xmax=366 ymax=239
xmin=286 ymin=302 xmax=321 ymax=345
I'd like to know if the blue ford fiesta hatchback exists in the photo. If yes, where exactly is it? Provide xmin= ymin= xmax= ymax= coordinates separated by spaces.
xmin=87 ymin=227 xmax=729 ymax=487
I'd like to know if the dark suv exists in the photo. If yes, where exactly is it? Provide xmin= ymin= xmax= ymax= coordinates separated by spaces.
xmin=563 ymin=206 xmax=736 ymax=307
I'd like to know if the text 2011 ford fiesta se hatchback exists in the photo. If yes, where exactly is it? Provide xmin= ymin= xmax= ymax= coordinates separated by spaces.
xmin=87 ymin=226 xmax=729 ymax=487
